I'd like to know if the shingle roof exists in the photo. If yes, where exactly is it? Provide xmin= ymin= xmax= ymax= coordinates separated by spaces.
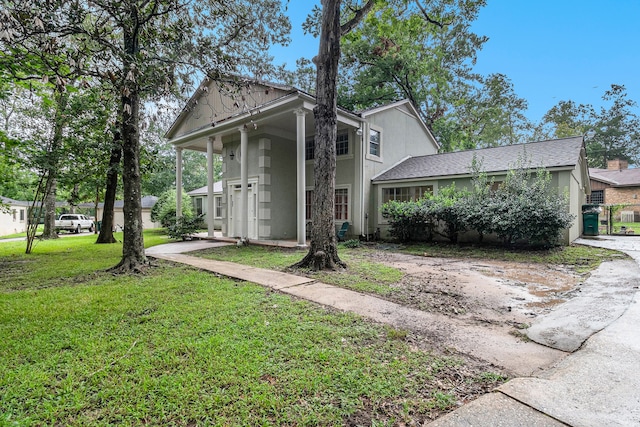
xmin=112 ymin=195 xmax=158 ymax=209
xmin=589 ymin=168 xmax=640 ymax=187
xmin=372 ymin=137 xmax=584 ymax=182
xmin=187 ymin=182 xmax=223 ymax=196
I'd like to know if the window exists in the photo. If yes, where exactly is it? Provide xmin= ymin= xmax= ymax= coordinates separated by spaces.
xmin=305 ymin=137 xmax=315 ymax=161
xmin=305 ymin=131 xmax=349 ymax=160
xmin=195 ymin=197 xmax=203 ymax=216
xmin=369 ymin=129 xmax=380 ymax=156
xmin=383 ymin=185 xmax=433 ymax=203
xmin=305 ymin=190 xmax=313 ymax=221
xmin=19 ymin=209 xmax=25 ymax=222
xmin=335 ymin=188 xmax=349 ymax=220
xmin=214 ymin=196 xmax=222 ymax=218
xmin=336 ymin=132 xmax=349 ymax=156
xmin=383 ymin=187 xmax=411 ymax=203
xmin=305 ymin=188 xmax=349 ymax=221
xmin=415 ymin=186 xmax=433 ymax=199
xmin=588 ymin=190 xmax=604 ymax=205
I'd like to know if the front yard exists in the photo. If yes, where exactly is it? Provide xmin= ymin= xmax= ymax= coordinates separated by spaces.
xmin=1 ymin=233 xmax=508 ymax=426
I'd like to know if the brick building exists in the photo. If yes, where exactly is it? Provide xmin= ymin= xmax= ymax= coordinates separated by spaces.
xmin=589 ymin=159 xmax=640 ymax=221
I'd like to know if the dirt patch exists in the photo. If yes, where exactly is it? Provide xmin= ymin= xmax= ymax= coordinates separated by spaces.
xmin=355 ymin=250 xmax=585 ymax=376
xmin=367 ymin=250 xmax=583 ymax=325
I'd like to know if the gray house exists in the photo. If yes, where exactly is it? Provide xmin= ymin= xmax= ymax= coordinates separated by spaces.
xmin=187 ymin=181 xmax=223 ymax=230
xmin=371 ymin=137 xmax=591 ymax=244
xmin=165 ymin=77 xmax=440 ymax=244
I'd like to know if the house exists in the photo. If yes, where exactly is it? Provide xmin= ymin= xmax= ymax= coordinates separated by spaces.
xmin=0 ymin=196 xmax=30 ymax=236
xmin=95 ymin=195 xmax=161 ymax=230
xmin=187 ymin=181 xmax=223 ymax=230
xmin=371 ymin=137 xmax=591 ymax=244
xmin=165 ymin=77 xmax=440 ymax=245
xmin=588 ymin=159 xmax=640 ymax=221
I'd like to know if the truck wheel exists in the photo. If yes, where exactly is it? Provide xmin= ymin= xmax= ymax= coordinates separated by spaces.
xmin=89 ymin=224 xmax=94 ymax=233
xmin=76 ymin=225 xmax=81 ymax=234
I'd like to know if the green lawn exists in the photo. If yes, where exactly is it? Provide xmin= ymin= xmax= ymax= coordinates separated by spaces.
xmin=196 ymin=245 xmax=403 ymax=296
xmin=0 ymin=232 xmax=501 ymax=426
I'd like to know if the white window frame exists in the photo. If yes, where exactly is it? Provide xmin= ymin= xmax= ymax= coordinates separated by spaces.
xmin=366 ymin=127 xmax=382 ymax=162
xmin=305 ymin=184 xmax=351 ymax=224
xmin=214 ymin=196 xmax=223 ymax=219
xmin=378 ymin=183 xmax=436 ymax=224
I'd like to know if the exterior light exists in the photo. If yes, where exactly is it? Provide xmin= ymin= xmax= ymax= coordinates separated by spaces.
xmin=229 ymin=150 xmax=235 ymax=160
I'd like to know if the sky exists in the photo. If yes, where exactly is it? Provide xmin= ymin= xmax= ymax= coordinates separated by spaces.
xmin=270 ymin=0 xmax=640 ymax=124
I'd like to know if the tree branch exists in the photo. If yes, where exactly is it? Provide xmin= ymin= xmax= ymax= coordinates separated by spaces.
xmin=340 ymin=0 xmax=375 ymax=36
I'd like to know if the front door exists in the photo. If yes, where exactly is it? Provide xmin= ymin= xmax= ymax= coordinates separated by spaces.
xmin=228 ymin=180 xmax=257 ymax=239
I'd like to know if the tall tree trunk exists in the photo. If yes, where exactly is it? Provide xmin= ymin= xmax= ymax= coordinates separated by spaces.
xmin=41 ymin=173 xmax=58 ymax=238
xmin=40 ymin=89 xmax=67 ymax=239
xmin=96 ymin=132 xmax=122 ymax=244
xmin=109 ymin=27 xmax=146 ymax=272
xmin=294 ymin=0 xmax=345 ymax=271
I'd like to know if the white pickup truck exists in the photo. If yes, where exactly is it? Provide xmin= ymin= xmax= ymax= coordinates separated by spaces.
xmin=54 ymin=214 xmax=95 ymax=234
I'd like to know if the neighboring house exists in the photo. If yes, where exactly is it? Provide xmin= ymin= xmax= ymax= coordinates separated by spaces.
xmin=187 ymin=182 xmax=223 ymax=230
xmin=371 ymin=137 xmax=591 ymax=244
xmin=0 ymin=196 xmax=30 ymax=237
xmin=95 ymin=196 xmax=161 ymax=230
xmin=588 ymin=159 xmax=640 ymax=221
xmin=165 ymin=77 xmax=440 ymax=245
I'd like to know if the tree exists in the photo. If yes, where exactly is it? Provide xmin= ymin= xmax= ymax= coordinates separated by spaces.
xmin=539 ymin=85 xmax=640 ymax=168
xmin=452 ymin=73 xmax=532 ymax=148
xmin=339 ymin=0 xmax=487 ymax=130
xmin=294 ymin=0 xmax=374 ymax=271
xmin=3 ymin=0 xmax=290 ymax=271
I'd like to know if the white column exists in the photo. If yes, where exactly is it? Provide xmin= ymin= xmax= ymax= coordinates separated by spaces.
xmin=294 ymin=108 xmax=307 ymax=247
xmin=176 ymin=147 xmax=183 ymax=219
xmin=240 ymin=127 xmax=249 ymax=241
xmin=206 ymin=137 xmax=215 ymax=237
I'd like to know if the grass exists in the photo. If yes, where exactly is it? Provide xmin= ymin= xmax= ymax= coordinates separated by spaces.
xmin=0 ymin=232 xmax=497 ymax=425
xmin=195 ymin=241 xmax=622 ymax=297
xmin=0 ymin=225 xmax=44 ymax=240
xmin=196 ymin=244 xmax=403 ymax=296
xmin=400 ymin=242 xmax=626 ymax=274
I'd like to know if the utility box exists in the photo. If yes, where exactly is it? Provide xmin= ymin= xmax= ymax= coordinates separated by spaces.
xmin=582 ymin=204 xmax=601 ymax=236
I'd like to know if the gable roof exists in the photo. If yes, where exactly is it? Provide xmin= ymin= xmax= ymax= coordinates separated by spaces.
xmin=372 ymin=137 xmax=585 ymax=182
xmin=187 ymin=182 xmax=223 ymax=196
xmin=111 ymin=196 xmax=158 ymax=209
xmin=358 ymin=99 xmax=440 ymax=150
xmin=589 ymin=168 xmax=640 ymax=187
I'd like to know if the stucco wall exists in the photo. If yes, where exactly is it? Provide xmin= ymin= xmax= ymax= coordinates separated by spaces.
xmin=96 ymin=208 xmax=160 ymax=230
xmin=0 ymin=204 xmax=28 ymax=236
xmin=363 ymin=103 xmax=439 ymax=237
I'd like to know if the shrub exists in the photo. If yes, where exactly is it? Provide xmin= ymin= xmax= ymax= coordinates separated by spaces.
xmin=167 ymin=214 xmax=204 ymax=240
xmin=489 ymin=166 xmax=574 ymax=246
xmin=380 ymin=198 xmax=435 ymax=242
xmin=429 ymin=184 xmax=469 ymax=243
xmin=342 ymin=239 xmax=361 ymax=248
xmin=379 ymin=157 xmax=575 ymax=247
xmin=151 ymin=189 xmax=194 ymax=228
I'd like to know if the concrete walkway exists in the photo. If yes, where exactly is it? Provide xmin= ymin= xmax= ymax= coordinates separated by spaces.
xmin=146 ymin=236 xmax=640 ymax=426
xmin=429 ymin=236 xmax=640 ymax=427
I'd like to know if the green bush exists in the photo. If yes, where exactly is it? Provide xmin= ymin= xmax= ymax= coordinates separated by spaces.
xmin=151 ymin=189 xmax=194 ymax=228
xmin=380 ymin=198 xmax=435 ymax=242
xmin=342 ymin=239 xmax=361 ymax=248
xmin=167 ymin=214 xmax=204 ymax=240
xmin=380 ymin=158 xmax=575 ymax=247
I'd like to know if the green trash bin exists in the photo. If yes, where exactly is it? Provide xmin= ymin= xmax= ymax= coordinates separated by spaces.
xmin=96 ymin=221 xmax=102 ymax=232
xmin=582 ymin=204 xmax=600 ymax=236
